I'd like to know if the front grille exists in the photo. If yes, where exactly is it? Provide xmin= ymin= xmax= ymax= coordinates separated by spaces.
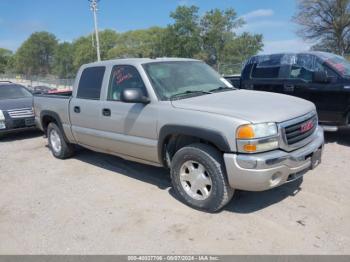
xmin=7 ymin=108 xmax=34 ymax=119
xmin=284 ymin=115 xmax=317 ymax=145
xmin=11 ymin=117 xmax=35 ymax=128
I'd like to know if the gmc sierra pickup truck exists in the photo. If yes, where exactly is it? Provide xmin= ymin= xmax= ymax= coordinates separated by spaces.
xmin=34 ymin=58 xmax=324 ymax=212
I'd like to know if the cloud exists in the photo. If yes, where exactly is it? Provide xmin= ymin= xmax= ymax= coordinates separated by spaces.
xmin=238 ymin=20 xmax=288 ymax=33
xmin=261 ymin=39 xmax=312 ymax=54
xmin=237 ymin=9 xmax=284 ymax=34
xmin=241 ymin=9 xmax=274 ymax=21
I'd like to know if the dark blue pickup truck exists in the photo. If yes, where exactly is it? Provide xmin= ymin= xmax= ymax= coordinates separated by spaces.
xmin=225 ymin=52 xmax=350 ymax=131
xmin=0 ymin=81 xmax=36 ymax=136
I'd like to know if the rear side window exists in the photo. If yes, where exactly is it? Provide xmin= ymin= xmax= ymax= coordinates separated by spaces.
xmin=251 ymin=64 xmax=280 ymax=78
xmin=77 ymin=66 xmax=106 ymax=100
xmin=250 ymin=55 xmax=283 ymax=79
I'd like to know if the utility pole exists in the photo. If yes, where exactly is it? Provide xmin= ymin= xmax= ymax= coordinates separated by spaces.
xmin=89 ymin=0 xmax=101 ymax=61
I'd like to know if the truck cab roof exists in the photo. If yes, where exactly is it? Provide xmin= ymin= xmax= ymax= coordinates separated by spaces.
xmin=83 ymin=57 xmax=201 ymax=68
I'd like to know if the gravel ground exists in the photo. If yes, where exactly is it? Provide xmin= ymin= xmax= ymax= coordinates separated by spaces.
xmin=0 ymin=129 xmax=349 ymax=255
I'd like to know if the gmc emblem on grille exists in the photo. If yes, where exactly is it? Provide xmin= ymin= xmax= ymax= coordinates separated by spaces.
xmin=300 ymin=120 xmax=314 ymax=133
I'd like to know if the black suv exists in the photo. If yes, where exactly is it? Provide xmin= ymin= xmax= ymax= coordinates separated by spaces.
xmin=230 ymin=52 xmax=350 ymax=131
xmin=0 ymin=81 xmax=36 ymax=136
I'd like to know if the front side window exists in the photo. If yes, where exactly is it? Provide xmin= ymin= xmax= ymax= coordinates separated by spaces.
xmin=77 ymin=66 xmax=106 ymax=100
xmin=143 ymin=61 xmax=232 ymax=100
xmin=108 ymin=65 xmax=147 ymax=101
xmin=318 ymin=53 xmax=350 ymax=77
xmin=0 ymin=85 xmax=32 ymax=100
xmin=289 ymin=54 xmax=337 ymax=81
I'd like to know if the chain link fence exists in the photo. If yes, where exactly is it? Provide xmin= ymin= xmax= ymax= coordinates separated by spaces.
xmin=1 ymin=62 xmax=244 ymax=91
xmin=0 ymin=74 xmax=75 ymax=90
xmin=218 ymin=62 xmax=244 ymax=76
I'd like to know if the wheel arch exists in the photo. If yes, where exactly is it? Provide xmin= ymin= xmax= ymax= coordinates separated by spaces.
xmin=40 ymin=111 xmax=68 ymax=141
xmin=158 ymin=125 xmax=231 ymax=167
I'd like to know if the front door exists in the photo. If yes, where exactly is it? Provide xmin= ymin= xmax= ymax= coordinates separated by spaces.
xmin=97 ymin=65 xmax=158 ymax=163
xmin=288 ymin=54 xmax=347 ymax=124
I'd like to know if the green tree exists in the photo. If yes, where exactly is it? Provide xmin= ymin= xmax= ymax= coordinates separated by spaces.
xmin=52 ymin=42 xmax=75 ymax=78
xmin=15 ymin=31 xmax=58 ymax=76
xmin=0 ymin=48 xmax=13 ymax=74
xmin=221 ymin=33 xmax=263 ymax=74
xmin=73 ymin=29 xmax=118 ymax=71
xmin=200 ymin=8 xmax=244 ymax=67
xmin=108 ymin=27 xmax=165 ymax=58
xmin=162 ymin=5 xmax=202 ymax=57
xmin=294 ymin=0 xmax=350 ymax=55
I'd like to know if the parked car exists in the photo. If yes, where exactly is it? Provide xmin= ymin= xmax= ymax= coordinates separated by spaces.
xmin=33 ymin=85 xmax=57 ymax=94
xmin=0 ymin=81 xmax=36 ymax=136
xmin=225 ymin=52 xmax=350 ymax=131
xmin=34 ymin=58 xmax=324 ymax=212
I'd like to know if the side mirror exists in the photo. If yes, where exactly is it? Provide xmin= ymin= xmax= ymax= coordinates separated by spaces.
xmin=313 ymin=71 xmax=329 ymax=83
xmin=120 ymin=88 xmax=150 ymax=104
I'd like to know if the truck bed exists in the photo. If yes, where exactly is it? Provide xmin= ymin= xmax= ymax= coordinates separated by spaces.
xmin=33 ymin=93 xmax=72 ymax=132
xmin=224 ymin=75 xmax=241 ymax=89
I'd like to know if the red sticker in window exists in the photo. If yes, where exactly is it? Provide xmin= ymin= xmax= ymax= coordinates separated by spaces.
xmin=115 ymin=68 xmax=133 ymax=84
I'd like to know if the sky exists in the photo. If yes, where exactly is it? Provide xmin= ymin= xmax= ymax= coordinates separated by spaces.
xmin=0 ymin=0 xmax=312 ymax=54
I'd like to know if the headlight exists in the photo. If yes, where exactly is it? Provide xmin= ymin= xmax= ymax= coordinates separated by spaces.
xmin=0 ymin=110 xmax=6 ymax=129
xmin=0 ymin=110 xmax=5 ymax=121
xmin=236 ymin=123 xmax=279 ymax=153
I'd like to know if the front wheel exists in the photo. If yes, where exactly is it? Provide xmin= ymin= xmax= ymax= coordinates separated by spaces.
xmin=170 ymin=143 xmax=234 ymax=212
xmin=47 ymin=123 xmax=75 ymax=159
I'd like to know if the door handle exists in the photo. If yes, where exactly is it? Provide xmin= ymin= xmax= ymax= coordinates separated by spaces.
xmin=74 ymin=106 xmax=80 ymax=113
xmin=102 ymin=108 xmax=111 ymax=117
xmin=284 ymin=84 xmax=295 ymax=92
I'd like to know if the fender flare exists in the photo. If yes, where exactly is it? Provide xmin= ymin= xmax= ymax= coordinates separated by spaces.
xmin=157 ymin=125 xmax=231 ymax=165
xmin=40 ymin=110 xmax=68 ymax=140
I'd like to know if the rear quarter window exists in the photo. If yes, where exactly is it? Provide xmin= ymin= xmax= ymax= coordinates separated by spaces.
xmin=77 ymin=66 xmax=106 ymax=100
xmin=250 ymin=55 xmax=284 ymax=79
xmin=251 ymin=64 xmax=280 ymax=79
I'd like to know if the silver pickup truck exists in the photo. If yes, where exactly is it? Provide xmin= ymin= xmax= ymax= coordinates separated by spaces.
xmin=34 ymin=58 xmax=324 ymax=212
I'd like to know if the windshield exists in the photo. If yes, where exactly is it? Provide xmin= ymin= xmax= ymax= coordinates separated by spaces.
xmin=318 ymin=52 xmax=350 ymax=77
xmin=0 ymin=84 xmax=32 ymax=100
xmin=143 ymin=61 xmax=233 ymax=100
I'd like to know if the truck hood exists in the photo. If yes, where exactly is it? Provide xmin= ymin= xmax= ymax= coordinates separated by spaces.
xmin=0 ymin=97 xmax=33 ymax=111
xmin=171 ymin=90 xmax=315 ymax=123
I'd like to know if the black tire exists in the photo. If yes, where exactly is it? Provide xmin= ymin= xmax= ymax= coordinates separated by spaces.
xmin=170 ymin=143 xmax=234 ymax=212
xmin=47 ymin=122 xmax=75 ymax=159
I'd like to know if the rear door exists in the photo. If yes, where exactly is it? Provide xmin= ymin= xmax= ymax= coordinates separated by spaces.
xmin=69 ymin=66 xmax=107 ymax=148
xmin=242 ymin=54 xmax=286 ymax=94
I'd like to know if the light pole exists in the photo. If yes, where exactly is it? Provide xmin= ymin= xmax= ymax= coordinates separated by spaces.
xmin=89 ymin=0 xmax=101 ymax=61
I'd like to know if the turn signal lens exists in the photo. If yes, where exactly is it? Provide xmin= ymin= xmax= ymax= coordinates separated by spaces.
xmin=243 ymin=144 xmax=257 ymax=152
xmin=237 ymin=125 xmax=255 ymax=139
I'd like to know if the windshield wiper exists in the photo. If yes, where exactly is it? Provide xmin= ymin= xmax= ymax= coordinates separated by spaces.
xmin=170 ymin=90 xmax=212 ymax=101
xmin=209 ymin=86 xmax=236 ymax=93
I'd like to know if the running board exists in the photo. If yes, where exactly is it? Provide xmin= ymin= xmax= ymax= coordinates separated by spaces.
xmin=321 ymin=125 xmax=338 ymax=132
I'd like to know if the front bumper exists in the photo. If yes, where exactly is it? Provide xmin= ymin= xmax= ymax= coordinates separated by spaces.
xmin=224 ymin=127 xmax=324 ymax=191
xmin=0 ymin=117 xmax=37 ymax=134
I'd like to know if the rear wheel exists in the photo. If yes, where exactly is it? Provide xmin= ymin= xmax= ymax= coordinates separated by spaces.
xmin=171 ymin=143 xmax=234 ymax=212
xmin=47 ymin=123 xmax=75 ymax=159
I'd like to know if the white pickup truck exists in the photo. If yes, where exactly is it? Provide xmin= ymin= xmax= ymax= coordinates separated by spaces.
xmin=34 ymin=58 xmax=324 ymax=212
